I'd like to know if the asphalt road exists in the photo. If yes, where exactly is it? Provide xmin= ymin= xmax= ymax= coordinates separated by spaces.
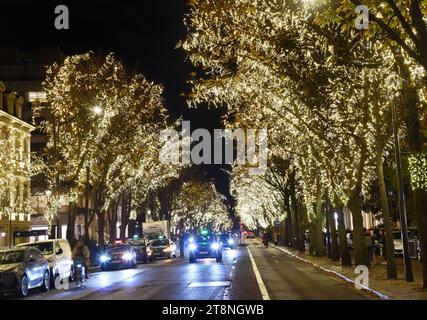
xmin=243 ymin=240 xmax=372 ymax=300
xmin=3 ymin=239 xmax=373 ymax=300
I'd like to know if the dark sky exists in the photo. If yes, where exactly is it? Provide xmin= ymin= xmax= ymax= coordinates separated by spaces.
xmin=0 ymin=0 xmax=234 ymax=211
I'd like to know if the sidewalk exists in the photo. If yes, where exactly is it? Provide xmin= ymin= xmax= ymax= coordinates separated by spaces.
xmin=269 ymin=241 xmax=427 ymax=300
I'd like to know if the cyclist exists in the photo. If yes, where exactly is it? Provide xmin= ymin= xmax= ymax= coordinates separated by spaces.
xmin=72 ymin=239 xmax=91 ymax=280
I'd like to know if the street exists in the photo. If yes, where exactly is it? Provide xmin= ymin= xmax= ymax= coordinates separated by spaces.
xmin=2 ymin=240 xmax=372 ymax=300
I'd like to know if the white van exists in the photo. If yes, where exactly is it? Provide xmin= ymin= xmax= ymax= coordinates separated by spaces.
xmin=17 ymin=239 xmax=73 ymax=282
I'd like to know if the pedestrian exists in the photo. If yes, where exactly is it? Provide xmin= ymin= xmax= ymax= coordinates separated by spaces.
xmin=72 ymin=239 xmax=91 ymax=279
xmin=364 ymin=229 xmax=374 ymax=263
xmin=263 ymin=232 xmax=269 ymax=247
xmin=274 ymin=233 xmax=279 ymax=246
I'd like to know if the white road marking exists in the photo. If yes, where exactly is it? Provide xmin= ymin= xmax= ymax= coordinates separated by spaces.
xmin=246 ymin=246 xmax=270 ymax=300
xmin=189 ymin=281 xmax=231 ymax=288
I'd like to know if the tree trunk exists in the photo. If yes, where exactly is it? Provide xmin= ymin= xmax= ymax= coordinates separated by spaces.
xmin=285 ymin=216 xmax=292 ymax=246
xmin=289 ymin=171 xmax=299 ymax=248
xmin=83 ymin=167 xmax=91 ymax=242
xmin=314 ymin=189 xmax=326 ymax=257
xmin=328 ymin=205 xmax=340 ymax=261
xmin=120 ymin=191 xmax=131 ymax=239
xmin=97 ymin=211 xmax=105 ymax=247
xmin=108 ymin=201 xmax=118 ymax=244
xmin=396 ymin=55 xmax=427 ymax=289
xmin=66 ymin=201 xmax=76 ymax=242
xmin=308 ymin=222 xmax=316 ymax=256
xmin=376 ymin=155 xmax=398 ymax=279
xmin=128 ymin=220 xmax=136 ymax=237
xmin=297 ymin=200 xmax=307 ymax=252
xmin=348 ymin=195 xmax=370 ymax=266
xmin=336 ymin=207 xmax=352 ymax=265
xmin=414 ymin=188 xmax=427 ymax=289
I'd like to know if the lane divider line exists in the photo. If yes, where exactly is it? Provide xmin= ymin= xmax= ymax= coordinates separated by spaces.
xmin=223 ymin=250 xmax=238 ymax=300
xmin=246 ymin=246 xmax=270 ymax=300
xmin=268 ymin=242 xmax=390 ymax=300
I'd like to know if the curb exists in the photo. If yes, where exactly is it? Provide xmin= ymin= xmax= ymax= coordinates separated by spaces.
xmin=268 ymin=242 xmax=390 ymax=300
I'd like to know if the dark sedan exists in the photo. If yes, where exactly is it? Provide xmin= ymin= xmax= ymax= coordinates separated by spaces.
xmin=188 ymin=233 xmax=223 ymax=263
xmin=220 ymin=234 xmax=237 ymax=249
xmin=126 ymin=238 xmax=154 ymax=264
xmin=99 ymin=244 xmax=137 ymax=271
xmin=0 ymin=247 xmax=50 ymax=297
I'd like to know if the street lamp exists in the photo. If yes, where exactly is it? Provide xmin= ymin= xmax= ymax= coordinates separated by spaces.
xmin=391 ymin=100 xmax=413 ymax=282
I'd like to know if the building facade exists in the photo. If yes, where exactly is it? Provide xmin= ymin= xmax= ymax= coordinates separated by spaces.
xmin=0 ymin=81 xmax=34 ymax=248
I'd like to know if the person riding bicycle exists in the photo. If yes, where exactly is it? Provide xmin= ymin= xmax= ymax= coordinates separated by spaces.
xmin=72 ymin=239 xmax=91 ymax=279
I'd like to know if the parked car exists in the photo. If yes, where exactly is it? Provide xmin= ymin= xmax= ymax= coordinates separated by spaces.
xmin=126 ymin=237 xmax=153 ymax=264
xmin=99 ymin=244 xmax=137 ymax=271
xmin=393 ymin=231 xmax=404 ymax=255
xmin=150 ymin=238 xmax=177 ymax=260
xmin=0 ymin=247 xmax=50 ymax=297
xmin=393 ymin=228 xmax=420 ymax=257
xmin=17 ymin=239 xmax=73 ymax=283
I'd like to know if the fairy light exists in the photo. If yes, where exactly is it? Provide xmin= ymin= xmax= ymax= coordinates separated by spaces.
xmin=408 ymin=152 xmax=427 ymax=191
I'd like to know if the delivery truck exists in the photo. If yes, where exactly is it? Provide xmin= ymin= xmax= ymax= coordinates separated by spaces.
xmin=142 ymin=220 xmax=170 ymax=240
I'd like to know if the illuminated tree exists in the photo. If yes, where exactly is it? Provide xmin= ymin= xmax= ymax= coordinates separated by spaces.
xmin=181 ymin=0 xmax=409 ymax=270
xmin=316 ymin=0 xmax=427 ymax=286
xmin=170 ymin=180 xmax=232 ymax=232
xmin=37 ymin=52 xmax=181 ymax=245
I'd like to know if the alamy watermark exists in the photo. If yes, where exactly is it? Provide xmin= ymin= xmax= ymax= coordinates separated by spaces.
xmin=54 ymin=5 xmax=69 ymax=30
xmin=160 ymin=121 xmax=268 ymax=174
xmin=354 ymin=265 xmax=369 ymax=290
xmin=355 ymin=5 xmax=369 ymax=30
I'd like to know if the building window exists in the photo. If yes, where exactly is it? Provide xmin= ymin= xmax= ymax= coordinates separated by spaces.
xmin=28 ymin=91 xmax=47 ymax=102
xmin=1 ymin=127 xmax=9 ymax=140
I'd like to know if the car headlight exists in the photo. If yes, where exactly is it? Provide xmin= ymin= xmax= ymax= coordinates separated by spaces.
xmin=228 ymin=239 xmax=234 ymax=245
xmin=122 ymin=252 xmax=134 ymax=261
xmin=100 ymin=255 xmax=111 ymax=263
xmin=163 ymin=246 xmax=172 ymax=252
xmin=189 ymin=243 xmax=197 ymax=251
xmin=211 ymin=243 xmax=220 ymax=250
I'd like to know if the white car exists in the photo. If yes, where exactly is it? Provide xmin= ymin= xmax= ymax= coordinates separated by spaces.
xmin=17 ymin=239 xmax=73 ymax=283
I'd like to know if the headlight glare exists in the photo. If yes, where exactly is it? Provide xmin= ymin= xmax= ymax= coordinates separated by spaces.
xmin=122 ymin=252 xmax=134 ymax=261
xmin=100 ymin=255 xmax=111 ymax=263
xmin=211 ymin=243 xmax=220 ymax=250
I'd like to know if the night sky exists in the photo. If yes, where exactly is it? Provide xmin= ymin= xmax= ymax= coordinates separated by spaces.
xmin=0 ymin=1 xmax=234 ymax=210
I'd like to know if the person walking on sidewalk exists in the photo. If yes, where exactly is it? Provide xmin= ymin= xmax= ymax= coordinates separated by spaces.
xmin=263 ymin=232 xmax=269 ymax=248
xmin=364 ymin=229 xmax=374 ymax=263
xmin=274 ymin=233 xmax=279 ymax=246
